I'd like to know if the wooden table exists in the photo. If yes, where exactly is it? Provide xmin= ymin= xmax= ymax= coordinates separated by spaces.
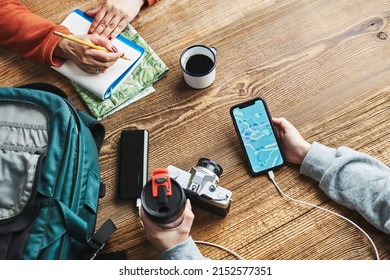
xmin=2 ymin=0 xmax=389 ymax=260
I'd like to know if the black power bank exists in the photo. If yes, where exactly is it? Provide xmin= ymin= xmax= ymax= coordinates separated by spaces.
xmin=118 ymin=130 xmax=149 ymax=199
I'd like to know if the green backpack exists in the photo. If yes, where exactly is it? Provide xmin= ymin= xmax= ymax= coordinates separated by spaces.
xmin=0 ymin=83 xmax=116 ymax=259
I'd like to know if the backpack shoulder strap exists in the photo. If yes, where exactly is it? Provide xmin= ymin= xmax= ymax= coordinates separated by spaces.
xmin=83 ymin=219 xmax=121 ymax=260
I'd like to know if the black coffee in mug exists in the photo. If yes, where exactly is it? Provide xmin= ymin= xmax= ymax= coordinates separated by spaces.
xmin=185 ymin=54 xmax=214 ymax=75
xmin=180 ymin=45 xmax=217 ymax=89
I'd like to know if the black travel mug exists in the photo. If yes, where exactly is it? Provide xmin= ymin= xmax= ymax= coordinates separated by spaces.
xmin=141 ymin=168 xmax=186 ymax=226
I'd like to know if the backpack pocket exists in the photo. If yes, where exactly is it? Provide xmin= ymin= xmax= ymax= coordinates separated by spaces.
xmin=0 ymin=102 xmax=48 ymax=258
xmin=0 ymin=102 xmax=48 ymax=223
xmin=0 ymin=151 xmax=43 ymax=224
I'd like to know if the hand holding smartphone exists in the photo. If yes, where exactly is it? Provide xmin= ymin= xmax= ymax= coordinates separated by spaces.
xmin=230 ymin=98 xmax=285 ymax=175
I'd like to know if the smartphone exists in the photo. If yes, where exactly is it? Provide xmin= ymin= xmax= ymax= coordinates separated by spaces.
xmin=230 ymin=98 xmax=285 ymax=175
xmin=118 ymin=130 xmax=149 ymax=199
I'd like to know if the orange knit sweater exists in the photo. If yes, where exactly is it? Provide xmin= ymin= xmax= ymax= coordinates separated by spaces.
xmin=0 ymin=0 xmax=159 ymax=66
xmin=146 ymin=0 xmax=160 ymax=5
xmin=0 ymin=0 xmax=70 ymax=66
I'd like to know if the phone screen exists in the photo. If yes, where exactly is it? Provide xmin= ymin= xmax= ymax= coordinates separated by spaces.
xmin=230 ymin=98 xmax=284 ymax=174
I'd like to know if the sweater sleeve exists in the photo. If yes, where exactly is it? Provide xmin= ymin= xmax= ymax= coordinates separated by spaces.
xmin=300 ymin=142 xmax=390 ymax=233
xmin=159 ymin=236 xmax=207 ymax=260
xmin=0 ymin=0 xmax=70 ymax=66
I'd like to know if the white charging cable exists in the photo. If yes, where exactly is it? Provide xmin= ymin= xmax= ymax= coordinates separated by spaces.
xmin=267 ymin=170 xmax=380 ymax=260
xmin=194 ymin=240 xmax=244 ymax=260
xmin=138 ymin=202 xmax=244 ymax=259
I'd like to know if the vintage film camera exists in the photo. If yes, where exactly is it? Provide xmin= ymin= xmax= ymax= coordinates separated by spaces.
xmin=167 ymin=158 xmax=232 ymax=217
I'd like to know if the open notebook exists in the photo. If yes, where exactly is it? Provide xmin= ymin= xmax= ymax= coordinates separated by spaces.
xmin=71 ymin=24 xmax=169 ymax=120
xmin=52 ymin=9 xmax=144 ymax=100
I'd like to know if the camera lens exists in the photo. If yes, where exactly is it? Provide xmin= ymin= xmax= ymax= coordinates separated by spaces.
xmin=197 ymin=158 xmax=223 ymax=177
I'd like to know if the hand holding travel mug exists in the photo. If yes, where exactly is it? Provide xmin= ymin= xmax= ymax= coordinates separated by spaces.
xmin=141 ymin=168 xmax=186 ymax=228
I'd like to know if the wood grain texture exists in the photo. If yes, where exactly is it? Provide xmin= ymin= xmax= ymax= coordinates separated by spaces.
xmin=1 ymin=0 xmax=389 ymax=260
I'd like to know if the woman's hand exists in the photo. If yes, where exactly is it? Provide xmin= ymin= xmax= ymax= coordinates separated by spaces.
xmin=54 ymin=33 xmax=123 ymax=73
xmin=140 ymin=200 xmax=195 ymax=253
xmin=85 ymin=0 xmax=145 ymax=39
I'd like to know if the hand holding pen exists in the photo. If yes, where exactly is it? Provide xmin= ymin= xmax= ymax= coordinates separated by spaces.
xmin=53 ymin=32 xmax=125 ymax=74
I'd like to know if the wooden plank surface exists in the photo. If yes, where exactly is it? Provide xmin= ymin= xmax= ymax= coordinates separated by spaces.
xmin=1 ymin=0 xmax=389 ymax=260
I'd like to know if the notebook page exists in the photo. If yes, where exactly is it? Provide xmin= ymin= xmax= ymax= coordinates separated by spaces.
xmin=52 ymin=10 xmax=144 ymax=99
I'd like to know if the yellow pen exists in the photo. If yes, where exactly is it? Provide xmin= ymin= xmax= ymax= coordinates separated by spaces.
xmin=53 ymin=31 xmax=130 ymax=60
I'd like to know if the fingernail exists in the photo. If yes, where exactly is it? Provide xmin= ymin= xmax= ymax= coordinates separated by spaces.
xmin=111 ymin=46 xmax=118 ymax=53
xmin=108 ymin=36 xmax=112 ymax=40
xmin=120 ymin=53 xmax=124 ymax=57
xmin=88 ymin=30 xmax=93 ymax=34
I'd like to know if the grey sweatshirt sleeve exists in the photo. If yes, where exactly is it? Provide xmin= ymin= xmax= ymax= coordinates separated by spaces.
xmin=159 ymin=236 xmax=207 ymax=260
xmin=300 ymin=142 xmax=390 ymax=234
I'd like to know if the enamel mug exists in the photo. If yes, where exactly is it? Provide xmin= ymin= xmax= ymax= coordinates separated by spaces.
xmin=180 ymin=45 xmax=217 ymax=89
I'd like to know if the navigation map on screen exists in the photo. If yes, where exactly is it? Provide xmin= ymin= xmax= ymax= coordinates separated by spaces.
xmin=232 ymin=99 xmax=284 ymax=173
